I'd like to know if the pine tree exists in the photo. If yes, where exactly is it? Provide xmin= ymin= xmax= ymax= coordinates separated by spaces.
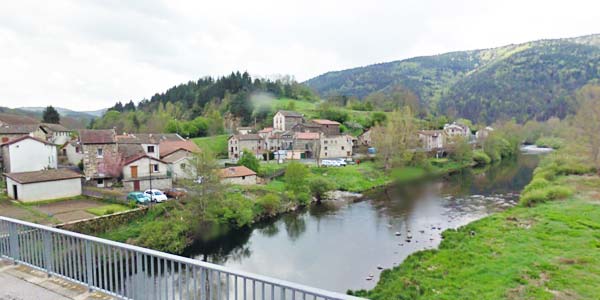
xmin=42 ymin=106 xmax=60 ymax=124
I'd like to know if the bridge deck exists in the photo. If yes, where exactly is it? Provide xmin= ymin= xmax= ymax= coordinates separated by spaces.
xmin=0 ymin=259 xmax=113 ymax=300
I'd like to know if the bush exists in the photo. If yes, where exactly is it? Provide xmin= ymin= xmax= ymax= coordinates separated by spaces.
xmin=523 ymin=178 xmax=550 ymax=193
xmin=535 ymin=136 xmax=565 ymax=149
xmin=255 ymin=193 xmax=281 ymax=215
xmin=472 ymin=150 xmax=492 ymax=165
xmin=520 ymin=189 xmax=549 ymax=206
xmin=545 ymin=186 xmax=573 ymax=200
xmin=309 ymin=177 xmax=335 ymax=201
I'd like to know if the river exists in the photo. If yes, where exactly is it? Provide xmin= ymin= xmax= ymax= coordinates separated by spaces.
xmin=184 ymin=154 xmax=540 ymax=293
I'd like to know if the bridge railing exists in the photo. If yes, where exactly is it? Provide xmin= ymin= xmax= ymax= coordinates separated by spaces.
xmin=0 ymin=216 xmax=364 ymax=300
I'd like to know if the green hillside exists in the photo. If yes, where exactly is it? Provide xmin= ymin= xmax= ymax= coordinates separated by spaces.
xmin=305 ymin=34 xmax=600 ymax=123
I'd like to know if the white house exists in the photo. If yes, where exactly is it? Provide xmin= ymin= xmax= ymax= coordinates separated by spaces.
xmin=40 ymin=123 xmax=72 ymax=145
xmin=0 ymin=135 xmax=57 ymax=173
xmin=121 ymin=154 xmax=172 ymax=191
xmin=4 ymin=169 xmax=83 ymax=202
xmin=273 ymin=110 xmax=304 ymax=132
xmin=59 ymin=140 xmax=84 ymax=166
xmin=220 ymin=166 xmax=257 ymax=185
xmin=443 ymin=122 xmax=470 ymax=138
xmin=160 ymin=140 xmax=201 ymax=181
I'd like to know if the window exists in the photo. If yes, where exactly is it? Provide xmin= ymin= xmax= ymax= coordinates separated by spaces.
xmin=242 ymin=176 xmax=246 ymax=180
xmin=151 ymin=164 xmax=159 ymax=172
xmin=147 ymin=146 xmax=155 ymax=153
xmin=324 ymin=140 xmax=328 ymax=144
xmin=97 ymin=148 xmax=103 ymax=157
xmin=324 ymin=146 xmax=328 ymax=150
xmin=75 ymin=146 xmax=80 ymax=153
xmin=181 ymin=163 xmax=186 ymax=169
xmin=341 ymin=146 xmax=345 ymax=150
xmin=325 ymin=152 xmax=328 ymax=156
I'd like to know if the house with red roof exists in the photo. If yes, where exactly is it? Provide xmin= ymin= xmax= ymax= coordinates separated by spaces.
xmin=159 ymin=140 xmax=201 ymax=181
xmin=220 ymin=166 xmax=257 ymax=185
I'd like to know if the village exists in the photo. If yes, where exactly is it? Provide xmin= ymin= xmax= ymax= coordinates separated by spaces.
xmin=0 ymin=110 xmax=492 ymax=204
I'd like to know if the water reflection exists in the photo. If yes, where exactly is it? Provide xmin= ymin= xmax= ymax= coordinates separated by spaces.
xmin=185 ymin=154 xmax=539 ymax=293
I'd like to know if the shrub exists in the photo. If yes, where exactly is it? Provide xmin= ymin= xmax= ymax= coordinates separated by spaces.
xmin=309 ymin=177 xmax=335 ymax=201
xmin=255 ymin=193 xmax=281 ymax=215
xmin=545 ymin=186 xmax=573 ymax=200
xmin=472 ymin=150 xmax=492 ymax=165
xmin=520 ymin=189 xmax=549 ymax=206
xmin=535 ymin=136 xmax=565 ymax=149
xmin=523 ymin=178 xmax=550 ymax=193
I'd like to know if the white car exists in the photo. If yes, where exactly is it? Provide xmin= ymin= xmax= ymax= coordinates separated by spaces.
xmin=144 ymin=189 xmax=168 ymax=202
xmin=322 ymin=159 xmax=346 ymax=167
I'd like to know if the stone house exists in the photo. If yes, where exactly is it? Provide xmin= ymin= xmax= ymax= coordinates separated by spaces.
xmin=220 ymin=166 xmax=257 ymax=185
xmin=121 ymin=154 xmax=172 ymax=191
xmin=0 ymin=124 xmax=45 ymax=143
xmin=358 ymin=129 xmax=372 ymax=146
xmin=79 ymin=129 xmax=118 ymax=187
xmin=319 ymin=134 xmax=353 ymax=159
xmin=476 ymin=126 xmax=494 ymax=141
xmin=418 ymin=130 xmax=446 ymax=151
xmin=0 ymin=135 xmax=57 ymax=173
xmin=228 ymin=134 xmax=265 ymax=160
xmin=291 ymin=123 xmax=322 ymax=133
xmin=288 ymin=132 xmax=320 ymax=159
xmin=273 ymin=110 xmax=304 ymax=131
xmin=311 ymin=119 xmax=341 ymax=136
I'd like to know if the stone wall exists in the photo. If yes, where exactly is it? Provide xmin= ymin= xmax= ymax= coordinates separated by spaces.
xmin=56 ymin=206 xmax=148 ymax=235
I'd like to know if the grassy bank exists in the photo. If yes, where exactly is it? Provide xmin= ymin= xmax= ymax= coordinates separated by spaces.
xmin=352 ymin=149 xmax=600 ymax=299
xmin=192 ymin=134 xmax=229 ymax=158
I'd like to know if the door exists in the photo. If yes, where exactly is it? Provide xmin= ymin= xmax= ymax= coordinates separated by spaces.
xmin=133 ymin=180 xmax=140 ymax=191
xmin=12 ymin=185 xmax=17 ymax=200
xmin=130 ymin=166 xmax=138 ymax=178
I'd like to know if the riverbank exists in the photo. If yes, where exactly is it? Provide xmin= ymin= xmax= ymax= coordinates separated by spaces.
xmin=351 ymin=149 xmax=600 ymax=299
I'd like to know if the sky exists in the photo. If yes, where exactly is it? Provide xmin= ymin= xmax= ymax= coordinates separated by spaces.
xmin=0 ymin=0 xmax=598 ymax=111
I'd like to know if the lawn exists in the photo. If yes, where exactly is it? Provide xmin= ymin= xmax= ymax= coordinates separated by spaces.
xmin=309 ymin=162 xmax=390 ymax=192
xmin=86 ymin=204 xmax=130 ymax=216
xmin=192 ymin=134 xmax=229 ymax=158
xmin=354 ymin=189 xmax=600 ymax=299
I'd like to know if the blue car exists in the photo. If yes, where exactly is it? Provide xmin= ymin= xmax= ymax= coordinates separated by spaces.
xmin=127 ymin=192 xmax=151 ymax=205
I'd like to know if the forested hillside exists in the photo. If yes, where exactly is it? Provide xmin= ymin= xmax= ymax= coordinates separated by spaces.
xmin=91 ymin=72 xmax=319 ymax=136
xmin=305 ymin=34 xmax=600 ymax=123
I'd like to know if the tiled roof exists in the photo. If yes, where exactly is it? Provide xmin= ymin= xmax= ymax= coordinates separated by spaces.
xmin=231 ymin=134 xmax=263 ymax=141
xmin=258 ymin=127 xmax=273 ymax=133
xmin=0 ymin=135 xmax=52 ymax=147
xmin=276 ymin=110 xmax=303 ymax=117
xmin=122 ymin=153 xmax=166 ymax=166
xmin=311 ymin=119 xmax=340 ymax=125
xmin=0 ymin=124 xmax=40 ymax=134
xmin=0 ymin=113 xmax=39 ymax=125
xmin=4 ymin=169 xmax=83 ymax=184
xmin=159 ymin=140 xmax=200 ymax=157
xmin=418 ymin=130 xmax=444 ymax=136
xmin=220 ymin=166 xmax=257 ymax=178
xmin=161 ymin=150 xmax=190 ymax=163
xmin=40 ymin=123 xmax=69 ymax=132
xmin=116 ymin=133 xmax=183 ymax=144
xmin=118 ymin=143 xmax=146 ymax=161
xmin=79 ymin=129 xmax=116 ymax=144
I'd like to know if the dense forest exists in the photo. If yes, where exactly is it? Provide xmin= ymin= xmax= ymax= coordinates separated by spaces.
xmin=92 ymin=72 xmax=318 ymax=136
xmin=305 ymin=34 xmax=600 ymax=123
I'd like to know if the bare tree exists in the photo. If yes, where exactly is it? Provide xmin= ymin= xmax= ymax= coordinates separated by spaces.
xmin=574 ymin=84 xmax=600 ymax=172
xmin=371 ymin=107 xmax=418 ymax=170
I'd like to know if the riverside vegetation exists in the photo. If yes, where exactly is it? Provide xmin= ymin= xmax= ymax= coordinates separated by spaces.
xmin=350 ymin=94 xmax=600 ymax=299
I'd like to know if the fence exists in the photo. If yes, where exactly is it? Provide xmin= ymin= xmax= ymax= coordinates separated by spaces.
xmin=0 ymin=216 xmax=364 ymax=300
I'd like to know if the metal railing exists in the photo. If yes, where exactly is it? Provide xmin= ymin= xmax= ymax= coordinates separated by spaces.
xmin=0 ymin=217 xmax=364 ymax=300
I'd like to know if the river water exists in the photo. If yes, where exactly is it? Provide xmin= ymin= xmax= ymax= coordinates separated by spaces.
xmin=185 ymin=154 xmax=539 ymax=293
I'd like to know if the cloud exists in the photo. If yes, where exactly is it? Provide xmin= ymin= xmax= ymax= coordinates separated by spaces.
xmin=0 ymin=0 xmax=598 ymax=110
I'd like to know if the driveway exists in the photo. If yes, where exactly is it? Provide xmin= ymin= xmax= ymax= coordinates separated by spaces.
xmin=30 ymin=199 xmax=106 ymax=223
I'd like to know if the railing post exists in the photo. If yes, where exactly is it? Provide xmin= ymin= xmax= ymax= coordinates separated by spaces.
xmin=42 ymin=230 xmax=53 ymax=277
xmin=85 ymin=240 xmax=94 ymax=291
xmin=8 ymin=223 xmax=19 ymax=264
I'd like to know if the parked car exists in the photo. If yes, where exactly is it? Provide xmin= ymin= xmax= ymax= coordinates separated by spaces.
xmin=164 ymin=188 xmax=188 ymax=199
xmin=127 ymin=192 xmax=151 ymax=205
xmin=144 ymin=189 xmax=168 ymax=202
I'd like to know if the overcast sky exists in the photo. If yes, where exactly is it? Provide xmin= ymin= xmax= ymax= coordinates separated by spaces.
xmin=0 ymin=0 xmax=598 ymax=111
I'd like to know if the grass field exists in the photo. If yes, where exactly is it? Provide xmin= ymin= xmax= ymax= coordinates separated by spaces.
xmin=86 ymin=204 xmax=130 ymax=216
xmin=192 ymin=134 xmax=229 ymax=158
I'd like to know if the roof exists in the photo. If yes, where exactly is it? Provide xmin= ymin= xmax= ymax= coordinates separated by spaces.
xmin=4 ymin=169 xmax=83 ymax=184
xmin=418 ymin=130 xmax=444 ymax=136
xmin=0 ymin=113 xmax=39 ymax=125
xmin=312 ymin=119 xmax=340 ymax=125
xmin=220 ymin=166 xmax=257 ymax=178
xmin=231 ymin=134 xmax=263 ymax=141
xmin=276 ymin=110 xmax=303 ymax=117
xmin=295 ymin=132 xmax=320 ymax=140
xmin=0 ymin=124 xmax=40 ymax=134
xmin=118 ymin=143 xmax=146 ymax=161
xmin=259 ymin=127 xmax=274 ymax=133
xmin=116 ymin=133 xmax=183 ymax=144
xmin=161 ymin=149 xmax=190 ymax=163
xmin=79 ymin=129 xmax=116 ymax=144
xmin=0 ymin=135 xmax=52 ymax=147
xmin=123 ymin=154 xmax=166 ymax=166
xmin=40 ymin=123 xmax=70 ymax=132
xmin=159 ymin=140 xmax=200 ymax=157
